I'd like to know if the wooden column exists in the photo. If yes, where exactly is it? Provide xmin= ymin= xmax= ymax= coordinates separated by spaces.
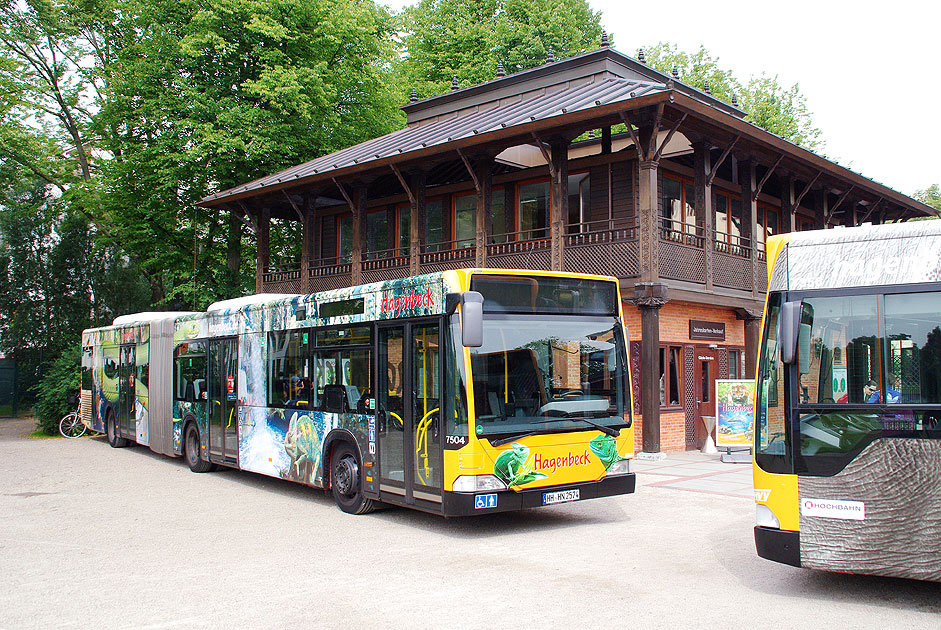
xmin=740 ymin=160 xmax=758 ymax=298
xmin=694 ymin=142 xmax=713 ymax=291
xmin=635 ymin=283 xmax=669 ymax=454
xmin=302 ymin=204 xmax=314 ymax=292
xmin=816 ymin=190 xmax=828 ymax=229
xmin=255 ymin=206 xmax=270 ymax=293
xmin=743 ymin=311 xmax=762 ymax=379
xmin=782 ymin=176 xmax=796 ymax=232
xmin=637 ymin=160 xmax=660 ymax=282
xmin=549 ymin=138 xmax=569 ymax=271
xmin=351 ymin=183 xmax=367 ymax=285
xmin=474 ymin=157 xmax=493 ymax=267
xmin=601 ymin=127 xmax=612 ymax=154
xmin=409 ymin=171 xmax=426 ymax=275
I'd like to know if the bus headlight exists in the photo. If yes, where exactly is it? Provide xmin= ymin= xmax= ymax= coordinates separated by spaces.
xmin=605 ymin=459 xmax=632 ymax=476
xmin=756 ymin=504 xmax=780 ymax=529
xmin=452 ymin=475 xmax=507 ymax=493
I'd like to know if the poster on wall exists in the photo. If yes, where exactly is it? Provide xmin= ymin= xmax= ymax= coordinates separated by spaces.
xmin=715 ymin=379 xmax=755 ymax=449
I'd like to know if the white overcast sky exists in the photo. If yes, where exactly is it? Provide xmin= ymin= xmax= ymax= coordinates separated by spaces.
xmin=383 ymin=0 xmax=939 ymax=197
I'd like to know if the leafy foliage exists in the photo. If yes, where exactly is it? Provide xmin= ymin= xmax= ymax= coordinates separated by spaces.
xmin=914 ymin=184 xmax=941 ymax=216
xmin=397 ymin=0 xmax=603 ymax=100
xmin=643 ymin=43 xmax=822 ymax=151
xmin=32 ymin=341 xmax=80 ymax=435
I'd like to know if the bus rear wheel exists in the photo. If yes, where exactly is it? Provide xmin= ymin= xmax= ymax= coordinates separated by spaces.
xmin=184 ymin=423 xmax=213 ymax=473
xmin=330 ymin=442 xmax=376 ymax=515
xmin=106 ymin=412 xmax=128 ymax=448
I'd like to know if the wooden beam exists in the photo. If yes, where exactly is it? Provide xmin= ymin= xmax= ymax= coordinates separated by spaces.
xmin=281 ymin=190 xmax=304 ymax=222
xmin=825 ymin=184 xmax=855 ymax=224
xmin=652 ymin=113 xmax=688 ymax=162
xmin=619 ymin=111 xmax=645 ymax=161
xmin=530 ymin=133 xmax=555 ymax=177
xmin=226 ymin=203 xmax=256 ymax=233
xmin=706 ymin=135 xmax=740 ymax=187
xmin=457 ymin=148 xmax=481 ymax=193
xmin=234 ymin=200 xmax=258 ymax=232
xmin=753 ymin=154 xmax=784 ymax=201
xmin=647 ymin=102 xmax=664 ymax=159
xmin=389 ymin=164 xmax=415 ymax=205
xmin=860 ymin=197 xmax=883 ymax=223
xmin=331 ymin=177 xmax=355 ymax=209
xmin=793 ymin=171 xmax=821 ymax=209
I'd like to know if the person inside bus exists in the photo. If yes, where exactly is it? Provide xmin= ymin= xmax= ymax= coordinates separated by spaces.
xmin=867 ymin=376 xmax=901 ymax=404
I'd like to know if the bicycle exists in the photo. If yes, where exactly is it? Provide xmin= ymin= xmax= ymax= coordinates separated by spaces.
xmin=59 ymin=394 xmax=87 ymax=438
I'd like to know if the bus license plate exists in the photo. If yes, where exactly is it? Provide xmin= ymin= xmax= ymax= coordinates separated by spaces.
xmin=542 ymin=489 xmax=579 ymax=505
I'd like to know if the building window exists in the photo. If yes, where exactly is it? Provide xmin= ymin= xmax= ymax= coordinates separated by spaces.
xmin=661 ymin=175 xmax=697 ymax=236
xmin=729 ymin=350 xmax=741 ymax=379
xmin=396 ymin=204 xmax=410 ymax=256
xmin=567 ymin=172 xmax=590 ymax=232
xmin=714 ymin=189 xmax=744 ymax=253
xmin=757 ymin=203 xmax=780 ymax=251
xmin=338 ymin=215 xmax=353 ymax=263
xmin=365 ymin=211 xmax=389 ymax=260
xmin=798 ymin=216 xmax=815 ymax=232
xmin=425 ymin=198 xmax=445 ymax=252
xmin=518 ymin=180 xmax=549 ymax=240
xmin=491 ymin=187 xmax=508 ymax=243
xmin=659 ymin=345 xmax=683 ymax=407
xmin=454 ymin=193 xmax=476 ymax=249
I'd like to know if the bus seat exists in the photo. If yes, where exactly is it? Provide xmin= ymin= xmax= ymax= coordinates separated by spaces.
xmin=344 ymin=385 xmax=361 ymax=412
xmin=322 ymin=384 xmax=346 ymax=414
xmin=184 ymin=381 xmax=196 ymax=403
xmin=488 ymin=391 xmax=504 ymax=419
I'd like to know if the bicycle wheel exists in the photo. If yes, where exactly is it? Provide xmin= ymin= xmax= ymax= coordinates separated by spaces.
xmin=59 ymin=413 xmax=86 ymax=438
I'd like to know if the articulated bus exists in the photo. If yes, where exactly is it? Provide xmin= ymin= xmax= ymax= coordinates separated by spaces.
xmin=81 ymin=269 xmax=635 ymax=515
xmin=753 ymin=220 xmax=941 ymax=582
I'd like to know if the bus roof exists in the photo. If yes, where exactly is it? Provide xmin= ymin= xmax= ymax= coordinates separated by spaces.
xmin=111 ymin=312 xmax=199 ymax=326
xmin=769 ymin=220 xmax=941 ymax=292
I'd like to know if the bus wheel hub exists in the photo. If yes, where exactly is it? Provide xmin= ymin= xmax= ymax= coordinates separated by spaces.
xmin=334 ymin=456 xmax=358 ymax=496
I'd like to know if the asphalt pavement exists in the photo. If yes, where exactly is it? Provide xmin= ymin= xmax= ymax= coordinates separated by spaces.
xmin=1 ymin=417 xmax=938 ymax=629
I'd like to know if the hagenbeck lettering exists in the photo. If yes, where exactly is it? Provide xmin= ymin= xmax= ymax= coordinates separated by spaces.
xmin=380 ymin=288 xmax=435 ymax=317
xmin=533 ymin=451 xmax=592 ymax=475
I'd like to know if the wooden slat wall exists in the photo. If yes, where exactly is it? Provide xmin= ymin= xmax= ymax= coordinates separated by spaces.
xmin=611 ymin=160 xmax=634 ymax=224
xmin=321 ymin=215 xmax=338 ymax=259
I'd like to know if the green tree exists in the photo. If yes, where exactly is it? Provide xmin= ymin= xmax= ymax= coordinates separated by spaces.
xmin=643 ymin=43 xmax=822 ymax=151
xmin=914 ymin=184 xmax=941 ymax=216
xmin=398 ymin=0 xmax=603 ymax=99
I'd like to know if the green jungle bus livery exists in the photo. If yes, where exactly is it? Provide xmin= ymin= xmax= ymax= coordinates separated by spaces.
xmin=81 ymin=269 xmax=636 ymax=516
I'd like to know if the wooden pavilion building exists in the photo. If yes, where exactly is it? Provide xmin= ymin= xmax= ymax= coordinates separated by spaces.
xmin=199 ymin=43 xmax=937 ymax=453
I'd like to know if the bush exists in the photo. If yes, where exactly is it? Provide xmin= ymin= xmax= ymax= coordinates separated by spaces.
xmin=33 ymin=344 xmax=80 ymax=435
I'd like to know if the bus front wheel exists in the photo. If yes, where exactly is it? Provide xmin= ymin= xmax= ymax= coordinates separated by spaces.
xmin=184 ymin=423 xmax=214 ymax=473
xmin=106 ymin=412 xmax=128 ymax=448
xmin=330 ymin=442 xmax=376 ymax=515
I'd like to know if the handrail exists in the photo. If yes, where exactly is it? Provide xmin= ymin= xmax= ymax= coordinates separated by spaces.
xmin=660 ymin=219 xmax=704 ymax=248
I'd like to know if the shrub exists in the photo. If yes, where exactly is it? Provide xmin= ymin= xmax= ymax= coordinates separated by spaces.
xmin=33 ymin=344 xmax=80 ymax=435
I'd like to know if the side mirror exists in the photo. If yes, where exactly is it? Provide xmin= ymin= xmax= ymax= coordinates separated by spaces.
xmin=779 ymin=301 xmax=801 ymax=365
xmin=460 ymin=291 xmax=484 ymax=347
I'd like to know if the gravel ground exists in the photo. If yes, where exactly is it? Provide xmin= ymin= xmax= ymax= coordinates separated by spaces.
xmin=1 ymin=416 xmax=938 ymax=629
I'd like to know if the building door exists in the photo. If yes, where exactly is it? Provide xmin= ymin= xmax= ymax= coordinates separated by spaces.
xmin=208 ymin=337 xmax=239 ymax=465
xmin=694 ymin=348 xmax=718 ymax=448
xmin=377 ymin=322 xmax=443 ymax=507
xmin=119 ymin=344 xmax=135 ymax=439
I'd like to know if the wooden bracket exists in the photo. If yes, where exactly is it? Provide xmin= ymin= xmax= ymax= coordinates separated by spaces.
xmin=530 ymin=133 xmax=556 ymax=177
xmin=281 ymin=190 xmax=304 ymax=222
xmin=332 ymin=177 xmax=356 ymax=209
xmin=619 ymin=111 xmax=645 ymax=161
xmin=706 ymin=135 xmax=740 ymax=187
xmin=232 ymin=201 xmax=258 ymax=233
xmin=860 ymin=197 xmax=883 ymax=223
xmin=793 ymin=171 xmax=821 ymax=209
xmin=457 ymin=148 xmax=481 ymax=193
xmin=825 ymin=185 xmax=855 ymax=224
xmin=652 ymin=113 xmax=688 ymax=162
xmin=753 ymin=154 xmax=784 ymax=201
xmin=389 ymin=164 xmax=415 ymax=205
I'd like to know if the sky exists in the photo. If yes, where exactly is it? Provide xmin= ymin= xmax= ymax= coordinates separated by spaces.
xmin=383 ymin=0 xmax=939 ymax=197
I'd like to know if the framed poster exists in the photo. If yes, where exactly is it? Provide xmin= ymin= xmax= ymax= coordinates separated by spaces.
xmin=715 ymin=379 xmax=755 ymax=449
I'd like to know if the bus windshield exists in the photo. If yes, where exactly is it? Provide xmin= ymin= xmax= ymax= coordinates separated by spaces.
xmin=470 ymin=315 xmax=627 ymax=437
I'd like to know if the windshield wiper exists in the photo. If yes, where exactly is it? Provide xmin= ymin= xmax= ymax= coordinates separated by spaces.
xmin=538 ymin=416 xmax=619 ymax=437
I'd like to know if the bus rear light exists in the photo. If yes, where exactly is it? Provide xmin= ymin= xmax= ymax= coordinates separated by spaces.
xmin=452 ymin=475 xmax=507 ymax=493
xmin=605 ymin=459 xmax=632 ymax=476
xmin=756 ymin=504 xmax=780 ymax=529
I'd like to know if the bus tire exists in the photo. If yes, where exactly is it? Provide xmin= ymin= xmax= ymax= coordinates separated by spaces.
xmin=184 ymin=422 xmax=213 ymax=473
xmin=106 ymin=412 xmax=128 ymax=448
xmin=330 ymin=442 xmax=376 ymax=515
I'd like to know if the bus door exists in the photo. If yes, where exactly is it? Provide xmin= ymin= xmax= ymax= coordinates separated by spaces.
xmin=694 ymin=347 xmax=718 ymax=448
xmin=208 ymin=337 xmax=239 ymax=465
xmin=119 ymin=344 xmax=135 ymax=438
xmin=377 ymin=322 xmax=443 ymax=507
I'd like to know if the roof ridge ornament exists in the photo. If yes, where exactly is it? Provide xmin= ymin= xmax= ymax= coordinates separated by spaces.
xmin=731 ymin=93 xmax=738 ymax=106
xmin=410 ymin=88 xmax=418 ymax=103
xmin=637 ymin=48 xmax=646 ymax=63
xmin=546 ymin=47 xmax=555 ymax=63
xmin=704 ymin=80 xmax=712 ymax=94
xmin=451 ymin=75 xmax=459 ymax=91
xmin=496 ymin=61 xmax=506 ymax=77
xmin=672 ymin=65 xmax=679 ymax=79
xmin=600 ymin=31 xmax=609 ymax=48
